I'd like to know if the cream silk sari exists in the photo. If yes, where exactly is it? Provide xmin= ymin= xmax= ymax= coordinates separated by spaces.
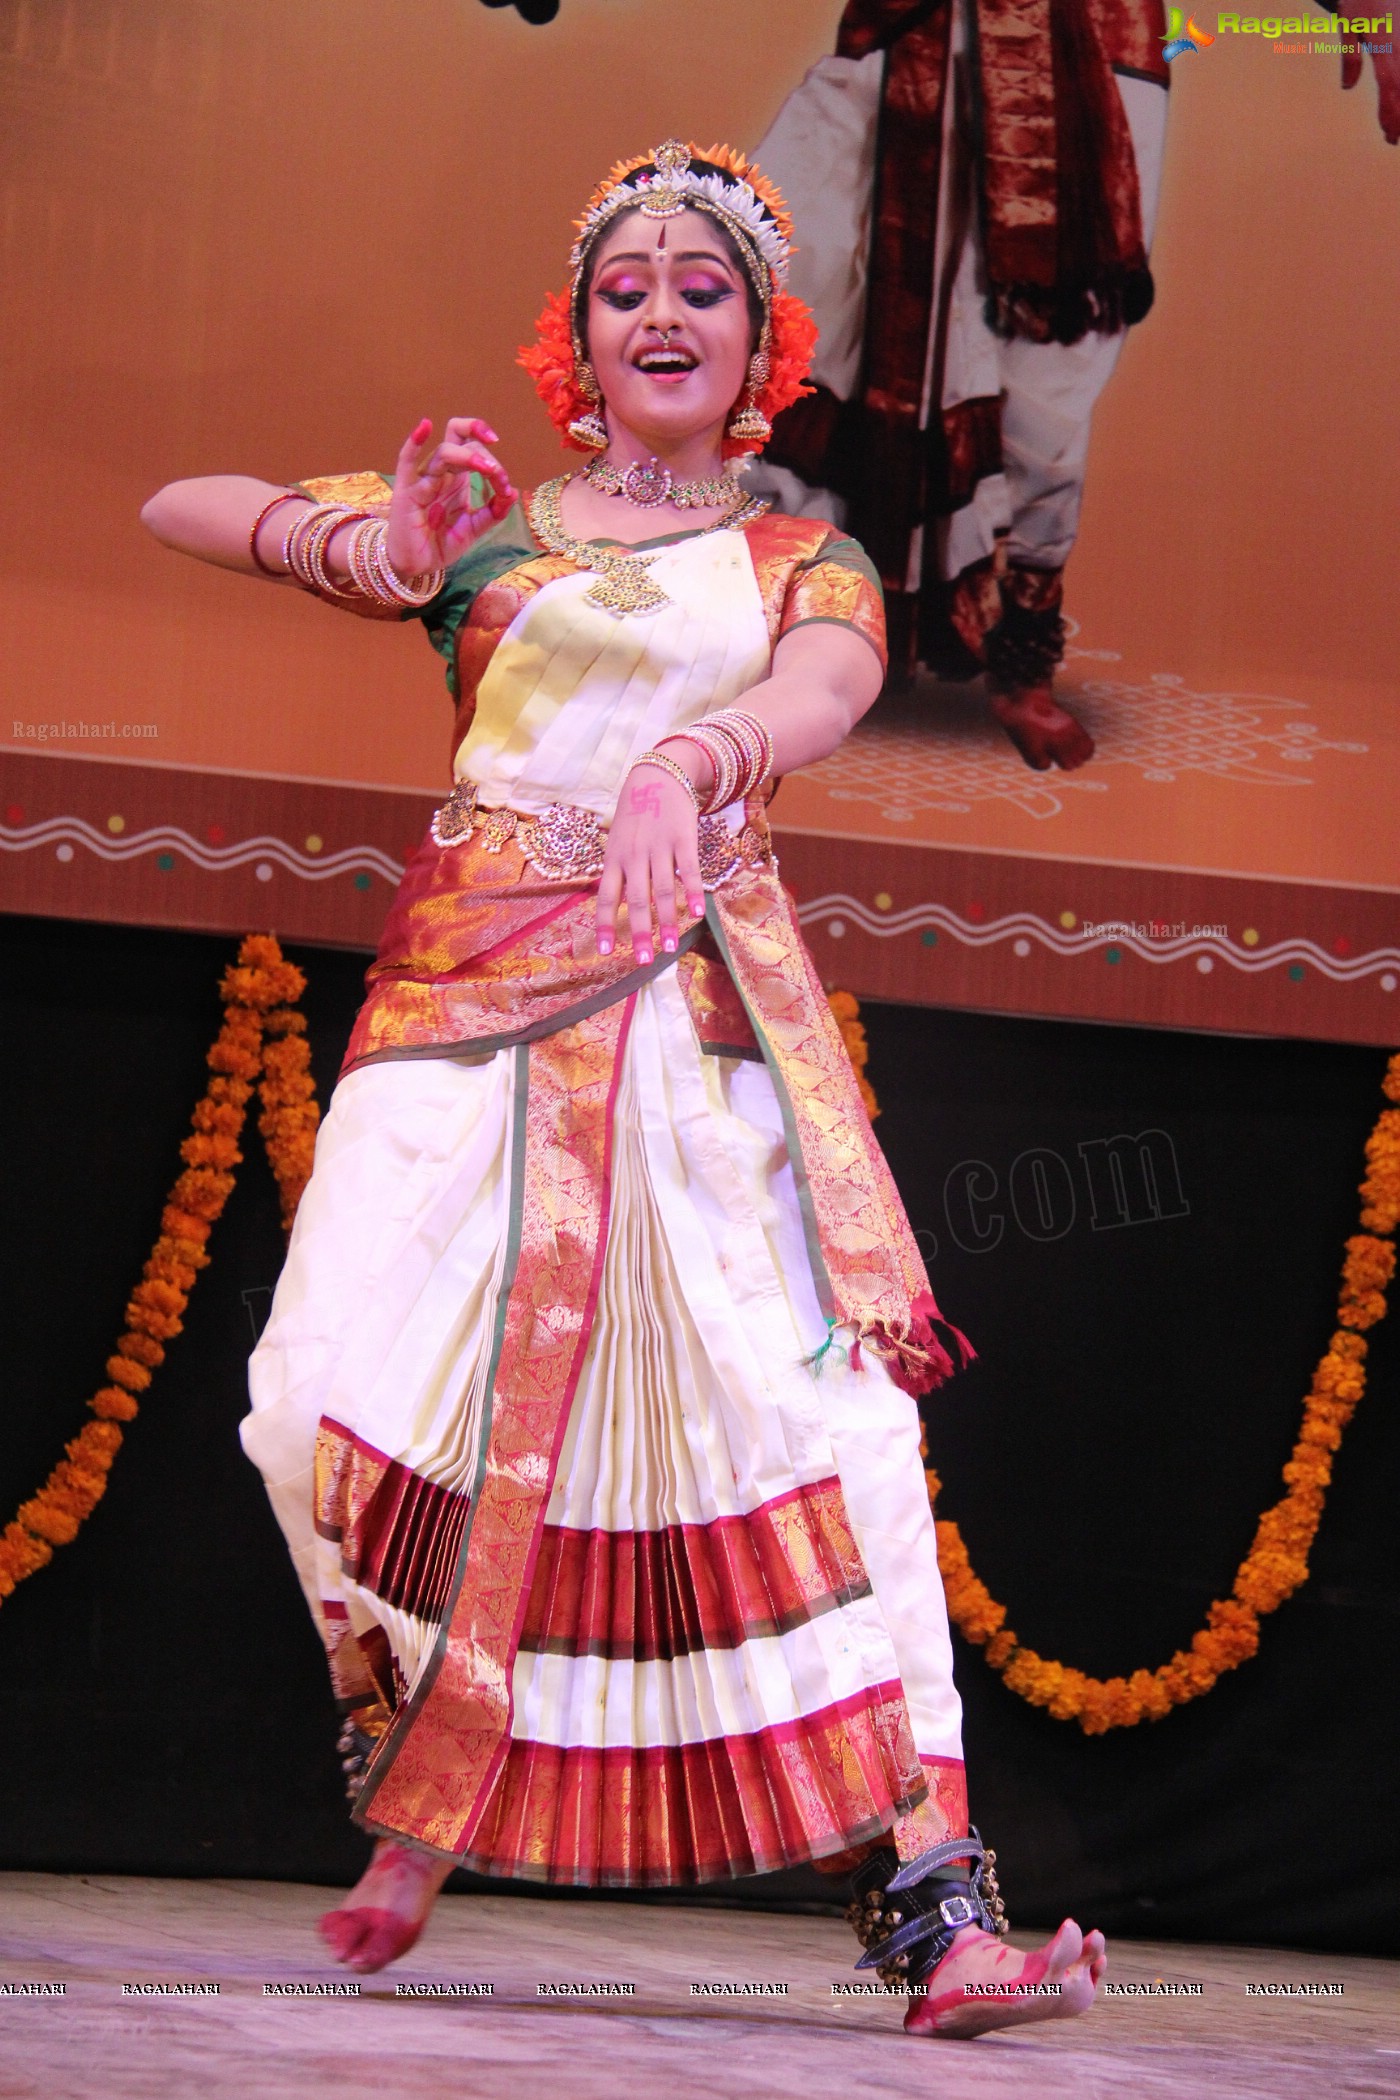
xmin=243 ymin=495 xmax=972 ymax=1884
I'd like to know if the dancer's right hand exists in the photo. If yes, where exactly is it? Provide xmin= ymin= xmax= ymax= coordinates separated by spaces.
xmin=385 ymin=417 xmax=517 ymax=576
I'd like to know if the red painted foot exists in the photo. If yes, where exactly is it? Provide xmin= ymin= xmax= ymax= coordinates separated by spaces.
xmin=317 ymin=1904 xmax=425 ymax=1975
xmin=990 ymin=687 xmax=1095 ymax=772
xmin=903 ymin=1919 xmax=1107 ymax=2039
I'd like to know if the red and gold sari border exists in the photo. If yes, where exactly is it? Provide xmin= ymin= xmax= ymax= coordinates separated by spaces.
xmin=355 ymin=1001 xmax=636 ymax=1855
xmin=892 ymin=1753 xmax=971 ymax=1861
xmin=450 ymin=1680 xmax=925 ymax=1887
xmin=522 ymin=1476 xmax=871 ymax=1662
xmin=314 ymin=1416 xmax=470 ymax=1627
xmin=708 ymin=873 xmax=973 ymax=1397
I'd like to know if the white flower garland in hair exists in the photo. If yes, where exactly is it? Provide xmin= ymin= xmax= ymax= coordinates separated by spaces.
xmin=573 ymin=168 xmax=791 ymax=281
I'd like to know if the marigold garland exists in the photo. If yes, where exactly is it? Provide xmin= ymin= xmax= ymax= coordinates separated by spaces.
xmin=5 ymin=953 xmax=1392 ymax=1737
xmin=0 ymin=936 xmax=319 ymax=1605
xmin=832 ymin=991 xmax=1399 ymax=1734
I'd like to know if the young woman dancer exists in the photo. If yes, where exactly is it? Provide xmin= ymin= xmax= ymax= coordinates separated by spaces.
xmin=142 ymin=139 xmax=1105 ymax=2039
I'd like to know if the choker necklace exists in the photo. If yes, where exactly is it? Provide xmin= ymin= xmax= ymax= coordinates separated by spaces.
xmin=583 ymin=454 xmax=744 ymax=512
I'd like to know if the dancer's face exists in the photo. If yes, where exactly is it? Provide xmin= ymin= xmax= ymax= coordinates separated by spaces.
xmin=585 ymin=208 xmax=756 ymax=454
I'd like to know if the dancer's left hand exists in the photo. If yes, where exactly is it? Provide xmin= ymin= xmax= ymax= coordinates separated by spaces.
xmin=596 ymin=766 xmax=706 ymax=965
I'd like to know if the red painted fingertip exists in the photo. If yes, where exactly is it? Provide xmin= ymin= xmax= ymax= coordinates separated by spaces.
xmin=597 ymin=934 xmax=614 ymax=957
xmin=412 ymin=418 xmax=432 ymax=444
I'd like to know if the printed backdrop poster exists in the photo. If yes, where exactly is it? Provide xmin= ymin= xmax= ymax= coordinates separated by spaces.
xmin=1 ymin=0 xmax=1397 ymax=1040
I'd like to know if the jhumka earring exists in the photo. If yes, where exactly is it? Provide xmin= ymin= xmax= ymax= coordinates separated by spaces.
xmin=727 ymin=348 xmax=772 ymax=445
xmin=567 ymin=357 xmax=609 ymax=451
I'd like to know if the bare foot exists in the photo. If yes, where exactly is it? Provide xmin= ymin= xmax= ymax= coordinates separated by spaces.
xmin=989 ymin=686 xmax=1095 ymax=772
xmin=903 ymin=1918 xmax=1107 ymax=2039
xmin=318 ymin=1837 xmax=456 ymax=1975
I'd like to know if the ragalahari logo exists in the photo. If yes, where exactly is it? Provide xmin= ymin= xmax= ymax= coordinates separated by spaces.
xmin=1162 ymin=7 xmax=1217 ymax=55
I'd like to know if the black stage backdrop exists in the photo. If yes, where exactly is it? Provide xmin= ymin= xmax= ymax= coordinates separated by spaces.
xmin=1 ymin=913 xmax=1396 ymax=1956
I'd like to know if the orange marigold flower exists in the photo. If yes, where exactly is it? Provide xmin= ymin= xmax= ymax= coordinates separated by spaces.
xmin=89 ymin=1384 xmax=139 ymax=1422
xmin=105 ymin=1354 xmax=151 ymax=1393
xmin=114 ymin=1330 xmax=165 ymax=1369
xmin=1129 ymin=1669 xmax=1174 ymax=1722
xmin=264 ymin=1006 xmax=309 ymax=1037
xmin=1339 ymin=1290 xmax=1387 ymax=1329
xmin=1341 ymin=1233 xmax=1396 ymax=1292
xmin=17 ymin=1495 xmax=83 ymax=1546
xmin=123 ymin=1303 xmax=183 ymax=1344
xmin=169 ymin=1168 xmax=235 ymax=1218
xmin=76 ymin=1421 xmax=123 ymax=1461
xmin=192 ymin=1098 xmax=245 ymax=1137
xmin=180 ymin=1133 xmax=242 ymax=1171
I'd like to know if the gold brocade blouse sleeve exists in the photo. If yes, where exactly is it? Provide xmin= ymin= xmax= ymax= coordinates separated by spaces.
xmin=777 ymin=531 xmax=888 ymax=671
xmin=288 ymin=471 xmax=401 ymax=621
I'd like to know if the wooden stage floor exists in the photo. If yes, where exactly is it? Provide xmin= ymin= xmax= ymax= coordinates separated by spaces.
xmin=1 ymin=1875 xmax=1396 ymax=2100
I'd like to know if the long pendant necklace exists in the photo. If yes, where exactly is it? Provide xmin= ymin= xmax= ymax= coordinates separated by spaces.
xmin=526 ymin=474 xmax=768 ymax=618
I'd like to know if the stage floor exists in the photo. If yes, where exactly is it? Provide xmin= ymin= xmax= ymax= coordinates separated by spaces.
xmin=1 ymin=1875 xmax=1396 ymax=2100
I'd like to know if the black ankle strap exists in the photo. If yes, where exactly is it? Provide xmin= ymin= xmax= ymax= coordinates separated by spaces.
xmin=847 ymin=1828 xmax=1008 ymax=1990
xmin=887 ymin=1834 xmax=986 ymax=1891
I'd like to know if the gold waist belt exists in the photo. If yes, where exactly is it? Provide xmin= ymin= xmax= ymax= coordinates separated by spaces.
xmin=429 ymin=780 xmax=772 ymax=891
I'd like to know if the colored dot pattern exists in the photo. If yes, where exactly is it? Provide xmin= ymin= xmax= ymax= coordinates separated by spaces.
xmin=33 ymin=808 xmax=1385 ymax=1013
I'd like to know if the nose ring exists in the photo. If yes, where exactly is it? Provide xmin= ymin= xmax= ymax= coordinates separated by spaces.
xmin=648 ymin=324 xmax=676 ymax=347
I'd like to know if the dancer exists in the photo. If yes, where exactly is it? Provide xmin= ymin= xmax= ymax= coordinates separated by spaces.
xmin=141 ymin=138 xmax=1104 ymax=2038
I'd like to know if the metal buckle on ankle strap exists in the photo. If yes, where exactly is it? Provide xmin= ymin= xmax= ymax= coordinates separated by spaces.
xmin=938 ymin=1894 xmax=978 ymax=1930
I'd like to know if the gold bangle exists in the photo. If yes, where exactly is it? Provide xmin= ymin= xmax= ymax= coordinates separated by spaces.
xmin=627 ymin=749 xmax=701 ymax=810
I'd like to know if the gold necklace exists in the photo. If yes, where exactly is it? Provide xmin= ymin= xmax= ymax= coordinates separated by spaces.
xmin=526 ymin=475 xmax=768 ymax=617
